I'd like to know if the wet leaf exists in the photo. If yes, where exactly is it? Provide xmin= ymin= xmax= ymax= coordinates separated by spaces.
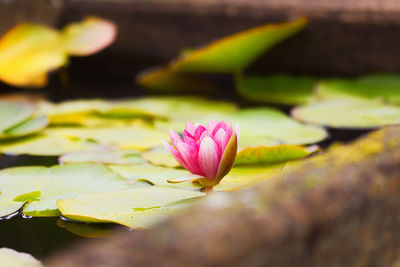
xmin=136 ymin=67 xmax=219 ymax=93
xmin=170 ymin=18 xmax=307 ymax=73
xmin=109 ymin=164 xmax=201 ymax=190
xmin=57 ymin=186 xmax=204 ymax=228
xmin=59 ymin=148 xmax=145 ymax=165
xmin=2 ymin=115 xmax=48 ymax=138
xmin=0 ymin=17 xmax=116 ymax=87
xmin=141 ymin=146 xmax=180 ymax=167
xmin=237 ymin=74 xmax=316 ymax=105
xmin=0 ymin=101 xmax=36 ymax=132
xmin=316 ymin=73 xmax=400 ymax=104
xmin=235 ymin=145 xmax=318 ymax=166
xmin=57 ymin=219 xmax=114 ymax=238
xmin=0 ymin=163 xmax=129 ymax=217
xmin=292 ymin=99 xmax=400 ymax=129
xmin=0 ymin=248 xmax=43 ymax=267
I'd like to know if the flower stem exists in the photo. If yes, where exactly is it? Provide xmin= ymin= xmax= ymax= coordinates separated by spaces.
xmin=205 ymin=186 xmax=213 ymax=194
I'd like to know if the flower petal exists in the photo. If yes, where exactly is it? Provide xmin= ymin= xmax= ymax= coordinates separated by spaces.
xmin=162 ymin=139 xmax=190 ymax=170
xmin=176 ymin=141 xmax=202 ymax=175
xmin=185 ymin=122 xmax=196 ymax=136
xmin=214 ymin=128 xmax=228 ymax=153
xmin=169 ymin=130 xmax=183 ymax=149
xmin=168 ymin=174 xmax=205 ymax=183
xmin=206 ymin=120 xmax=218 ymax=133
xmin=198 ymin=137 xmax=220 ymax=179
xmin=194 ymin=125 xmax=207 ymax=140
xmin=234 ymin=123 xmax=240 ymax=140
xmin=212 ymin=121 xmax=232 ymax=137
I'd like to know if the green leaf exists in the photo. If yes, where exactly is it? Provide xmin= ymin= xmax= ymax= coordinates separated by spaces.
xmin=2 ymin=115 xmax=48 ymax=138
xmin=0 ymin=163 xmax=130 ymax=217
xmin=316 ymin=73 xmax=400 ymax=104
xmin=237 ymin=74 xmax=316 ymax=105
xmin=0 ymin=248 xmax=43 ymax=267
xmin=57 ymin=186 xmax=205 ymax=228
xmin=57 ymin=219 xmax=113 ymax=238
xmin=292 ymin=99 xmax=400 ymax=129
xmin=141 ymin=146 xmax=180 ymax=168
xmin=170 ymin=18 xmax=307 ymax=73
xmin=109 ymin=164 xmax=202 ymax=190
xmin=59 ymin=148 xmax=145 ymax=165
xmin=136 ymin=67 xmax=219 ymax=93
xmin=235 ymin=145 xmax=318 ymax=166
xmin=0 ymin=101 xmax=36 ymax=133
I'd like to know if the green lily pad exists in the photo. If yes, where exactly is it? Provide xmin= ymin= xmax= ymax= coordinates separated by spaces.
xmin=316 ymin=73 xmax=400 ymax=104
xmin=57 ymin=186 xmax=205 ymax=228
xmin=235 ymin=144 xmax=318 ymax=166
xmin=237 ymin=74 xmax=316 ymax=105
xmin=0 ymin=163 xmax=129 ymax=217
xmin=2 ymin=115 xmax=48 ymax=138
xmin=0 ymin=101 xmax=36 ymax=133
xmin=57 ymin=219 xmax=114 ymax=238
xmin=59 ymin=148 xmax=145 ymax=165
xmin=214 ymin=165 xmax=284 ymax=191
xmin=136 ymin=67 xmax=219 ymax=93
xmin=109 ymin=164 xmax=202 ymax=190
xmin=0 ymin=248 xmax=43 ymax=267
xmin=292 ymin=99 xmax=400 ymax=129
xmin=170 ymin=18 xmax=307 ymax=73
xmin=141 ymin=146 xmax=180 ymax=168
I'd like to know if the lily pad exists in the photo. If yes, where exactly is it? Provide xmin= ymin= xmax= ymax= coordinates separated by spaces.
xmin=0 ymin=17 xmax=116 ymax=87
xmin=292 ymin=99 xmax=400 ymax=129
xmin=136 ymin=67 xmax=219 ymax=93
xmin=237 ymin=74 xmax=316 ymax=105
xmin=0 ymin=101 xmax=36 ymax=132
xmin=235 ymin=145 xmax=318 ymax=166
xmin=0 ymin=248 xmax=43 ymax=267
xmin=0 ymin=163 xmax=129 ymax=217
xmin=57 ymin=219 xmax=114 ymax=238
xmin=59 ymin=148 xmax=145 ymax=165
xmin=109 ymin=164 xmax=202 ymax=190
xmin=57 ymin=186 xmax=205 ymax=228
xmin=1 ymin=115 xmax=48 ymax=138
xmin=316 ymin=73 xmax=400 ymax=104
xmin=141 ymin=146 xmax=180 ymax=167
xmin=170 ymin=18 xmax=307 ymax=73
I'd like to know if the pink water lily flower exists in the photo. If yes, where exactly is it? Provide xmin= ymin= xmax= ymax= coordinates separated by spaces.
xmin=163 ymin=120 xmax=239 ymax=191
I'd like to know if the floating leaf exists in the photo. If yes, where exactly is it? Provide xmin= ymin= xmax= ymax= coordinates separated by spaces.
xmin=141 ymin=146 xmax=179 ymax=167
xmin=61 ymin=16 xmax=116 ymax=56
xmin=292 ymin=99 xmax=400 ymax=129
xmin=0 ymin=17 xmax=116 ymax=87
xmin=237 ymin=74 xmax=316 ymax=105
xmin=316 ymin=73 xmax=400 ymax=104
xmin=235 ymin=145 xmax=318 ymax=166
xmin=0 ymin=248 xmax=43 ymax=267
xmin=59 ymin=148 xmax=145 ymax=165
xmin=170 ymin=18 xmax=307 ymax=73
xmin=57 ymin=186 xmax=205 ymax=228
xmin=57 ymin=219 xmax=114 ymax=238
xmin=2 ymin=115 xmax=48 ymax=138
xmin=0 ymin=101 xmax=36 ymax=132
xmin=136 ymin=67 xmax=219 ymax=93
xmin=0 ymin=163 xmax=129 ymax=217
xmin=214 ymin=165 xmax=284 ymax=191
xmin=110 ymin=164 xmax=201 ymax=190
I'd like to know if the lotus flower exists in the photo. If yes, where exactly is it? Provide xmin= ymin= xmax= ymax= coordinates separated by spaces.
xmin=163 ymin=121 xmax=239 ymax=191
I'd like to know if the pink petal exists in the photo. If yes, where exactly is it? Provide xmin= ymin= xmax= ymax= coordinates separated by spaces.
xmin=199 ymin=130 xmax=212 ymax=143
xmin=176 ymin=141 xmax=203 ymax=175
xmin=234 ymin=123 xmax=240 ymax=140
xmin=184 ymin=134 xmax=198 ymax=150
xmin=162 ymin=139 xmax=191 ymax=170
xmin=194 ymin=125 xmax=207 ymax=140
xmin=183 ymin=130 xmax=194 ymax=140
xmin=198 ymin=137 xmax=220 ymax=179
xmin=185 ymin=122 xmax=196 ymax=136
xmin=214 ymin=128 xmax=229 ymax=154
xmin=169 ymin=130 xmax=183 ymax=149
xmin=206 ymin=120 xmax=218 ymax=133
xmin=212 ymin=121 xmax=232 ymax=137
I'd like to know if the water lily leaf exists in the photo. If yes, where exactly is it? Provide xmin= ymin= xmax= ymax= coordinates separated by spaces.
xmin=170 ymin=18 xmax=307 ymax=73
xmin=61 ymin=16 xmax=116 ymax=56
xmin=109 ymin=164 xmax=201 ymax=190
xmin=59 ymin=148 xmax=145 ymax=165
xmin=57 ymin=186 xmax=205 ymax=228
xmin=316 ymin=73 xmax=400 ymax=104
xmin=0 ymin=248 xmax=43 ymax=267
xmin=201 ymin=107 xmax=328 ymax=146
xmin=2 ymin=115 xmax=48 ymax=138
xmin=235 ymin=145 xmax=319 ymax=166
xmin=237 ymin=74 xmax=316 ymax=105
xmin=141 ymin=146 xmax=179 ymax=167
xmin=0 ymin=17 xmax=115 ymax=87
xmin=214 ymin=165 xmax=284 ymax=191
xmin=136 ymin=67 xmax=219 ymax=93
xmin=292 ymin=99 xmax=400 ymax=129
xmin=0 ymin=163 xmax=129 ymax=217
xmin=56 ymin=219 xmax=114 ymax=238
xmin=0 ymin=101 xmax=36 ymax=132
